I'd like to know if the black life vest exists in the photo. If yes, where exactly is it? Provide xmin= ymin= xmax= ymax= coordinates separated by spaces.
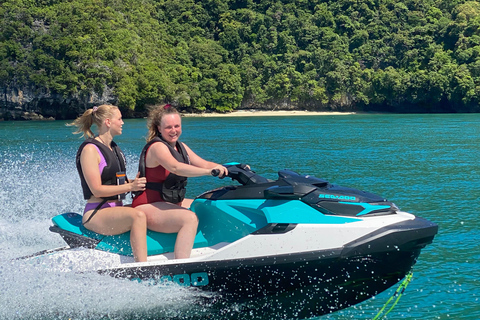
xmin=76 ymin=138 xmax=127 ymax=200
xmin=136 ymin=136 xmax=190 ymax=203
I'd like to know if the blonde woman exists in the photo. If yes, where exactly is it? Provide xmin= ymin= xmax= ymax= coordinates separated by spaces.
xmin=70 ymin=104 xmax=148 ymax=262
xmin=132 ymin=104 xmax=227 ymax=259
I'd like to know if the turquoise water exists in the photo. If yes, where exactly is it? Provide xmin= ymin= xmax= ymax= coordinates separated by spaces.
xmin=0 ymin=113 xmax=478 ymax=319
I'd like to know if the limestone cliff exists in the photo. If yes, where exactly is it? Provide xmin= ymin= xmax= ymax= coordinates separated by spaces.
xmin=0 ymin=86 xmax=117 ymax=121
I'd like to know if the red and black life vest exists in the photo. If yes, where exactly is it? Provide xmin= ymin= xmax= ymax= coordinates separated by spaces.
xmin=135 ymin=136 xmax=190 ymax=203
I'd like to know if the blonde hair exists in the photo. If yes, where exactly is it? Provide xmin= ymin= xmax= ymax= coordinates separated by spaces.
xmin=68 ymin=104 xmax=119 ymax=138
xmin=146 ymin=104 xmax=180 ymax=142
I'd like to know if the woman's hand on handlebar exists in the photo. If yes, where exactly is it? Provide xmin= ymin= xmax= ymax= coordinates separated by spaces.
xmin=211 ymin=165 xmax=228 ymax=178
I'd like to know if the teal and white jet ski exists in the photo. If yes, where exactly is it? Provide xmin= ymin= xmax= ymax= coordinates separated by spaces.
xmin=34 ymin=164 xmax=438 ymax=318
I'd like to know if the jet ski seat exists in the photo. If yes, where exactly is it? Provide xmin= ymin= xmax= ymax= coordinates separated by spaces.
xmin=51 ymin=212 xmax=208 ymax=257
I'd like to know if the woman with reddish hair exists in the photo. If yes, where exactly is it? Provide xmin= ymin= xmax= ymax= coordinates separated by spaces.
xmin=132 ymin=104 xmax=227 ymax=259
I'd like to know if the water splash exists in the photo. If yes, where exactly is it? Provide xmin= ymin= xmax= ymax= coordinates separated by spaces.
xmin=0 ymin=126 xmax=208 ymax=320
xmin=0 ymin=258 xmax=207 ymax=320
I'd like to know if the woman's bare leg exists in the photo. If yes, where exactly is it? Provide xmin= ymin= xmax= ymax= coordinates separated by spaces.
xmin=180 ymin=198 xmax=193 ymax=209
xmin=83 ymin=207 xmax=147 ymax=262
xmin=136 ymin=202 xmax=198 ymax=259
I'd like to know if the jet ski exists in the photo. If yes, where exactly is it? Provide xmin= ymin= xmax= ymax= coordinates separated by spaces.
xmin=39 ymin=163 xmax=437 ymax=318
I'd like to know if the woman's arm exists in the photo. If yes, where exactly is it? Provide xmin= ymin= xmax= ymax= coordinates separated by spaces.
xmin=147 ymin=142 xmax=225 ymax=177
xmin=183 ymin=143 xmax=228 ymax=176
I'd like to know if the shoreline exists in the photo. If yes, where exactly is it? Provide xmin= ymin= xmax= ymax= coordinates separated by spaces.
xmin=0 ymin=109 xmax=358 ymax=121
xmin=182 ymin=110 xmax=356 ymax=117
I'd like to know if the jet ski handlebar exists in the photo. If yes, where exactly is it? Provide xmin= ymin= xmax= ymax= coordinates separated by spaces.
xmin=219 ymin=163 xmax=329 ymax=188
xmin=223 ymin=163 xmax=270 ymax=185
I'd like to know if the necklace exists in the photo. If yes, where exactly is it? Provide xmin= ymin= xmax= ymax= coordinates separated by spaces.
xmin=97 ymin=135 xmax=110 ymax=148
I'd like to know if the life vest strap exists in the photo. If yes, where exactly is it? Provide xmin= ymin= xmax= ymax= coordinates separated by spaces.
xmin=82 ymin=199 xmax=108 ymax=225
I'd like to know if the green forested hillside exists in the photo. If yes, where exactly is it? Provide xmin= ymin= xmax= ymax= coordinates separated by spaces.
xmin=1 ymin=0 xmax=480 ymax=114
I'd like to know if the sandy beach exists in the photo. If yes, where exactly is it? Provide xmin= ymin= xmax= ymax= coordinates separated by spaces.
xmin=182 ymin=110 xmax=356 ymax=117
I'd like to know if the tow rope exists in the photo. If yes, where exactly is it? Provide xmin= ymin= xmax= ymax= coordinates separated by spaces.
xmin=372 ymin=271 xmax=414 ymax=320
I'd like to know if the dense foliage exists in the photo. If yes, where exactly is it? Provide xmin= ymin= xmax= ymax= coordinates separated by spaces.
xmin=1 ymin=0 xmax=480 ymax=113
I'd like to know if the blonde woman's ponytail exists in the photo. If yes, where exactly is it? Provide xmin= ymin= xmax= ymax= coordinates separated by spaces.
xmin=68 ymin=105 xmax=118 ymax=138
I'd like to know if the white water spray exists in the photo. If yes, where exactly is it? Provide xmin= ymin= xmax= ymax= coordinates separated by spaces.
xmin=0 ymin=131 xmax=207 ymax=320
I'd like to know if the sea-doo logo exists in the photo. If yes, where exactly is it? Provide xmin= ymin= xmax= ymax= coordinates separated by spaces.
xmin=158 ymin=272 xmax=209 ymax=287
xmin=318 ymin=194 xmax=356 ymax=201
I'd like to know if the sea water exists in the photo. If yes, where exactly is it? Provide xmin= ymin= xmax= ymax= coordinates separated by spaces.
xmin=0 ymin=113 xmax=478 ymax=319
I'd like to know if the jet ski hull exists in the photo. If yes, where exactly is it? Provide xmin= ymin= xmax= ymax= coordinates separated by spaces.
xmin=100 ymin=216 xmax=436 ymax=318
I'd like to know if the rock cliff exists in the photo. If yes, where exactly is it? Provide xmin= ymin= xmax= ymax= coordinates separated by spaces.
xmin=0 ymin=86 xmax=117 ymax=121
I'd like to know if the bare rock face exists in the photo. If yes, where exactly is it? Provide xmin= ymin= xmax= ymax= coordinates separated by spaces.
xmin=0 ymin=86 xmax=117 ymax=121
